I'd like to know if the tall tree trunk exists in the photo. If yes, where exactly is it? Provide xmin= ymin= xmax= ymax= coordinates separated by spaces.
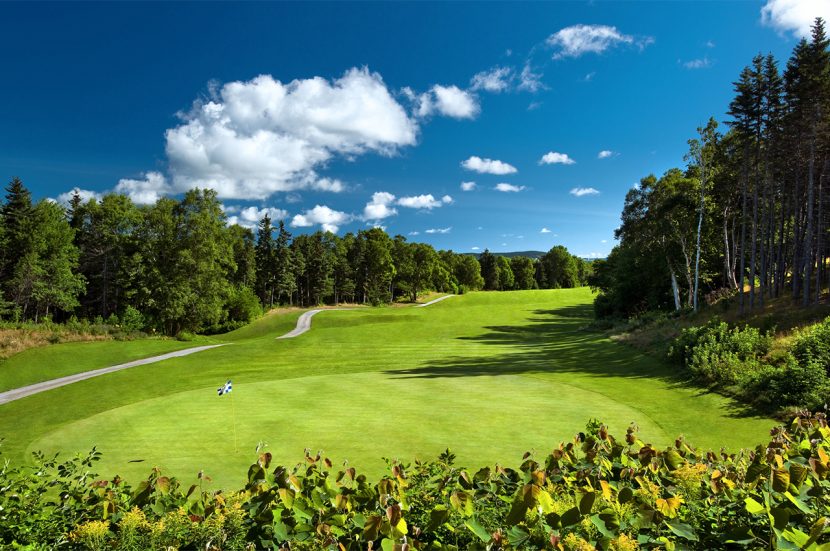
xmin=739 ymin=165 xmax=748 ymax=316
xmin=693 ymin=157 xmax=706 ymax=311
xmin=803 ymin=122 xmax=816 ymax=306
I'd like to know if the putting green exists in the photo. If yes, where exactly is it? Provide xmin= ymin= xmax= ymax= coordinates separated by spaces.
xmin=1 ymin=289 xmax=776 ymax=489
xmin=28 ymin=371 xmax=667 ymax=485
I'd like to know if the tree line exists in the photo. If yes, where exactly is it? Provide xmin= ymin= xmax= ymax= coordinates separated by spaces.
xmin=0 ymin=179 xmax=588 ymax=334
xmin=591 ymin=18 xmax=830 ymax=318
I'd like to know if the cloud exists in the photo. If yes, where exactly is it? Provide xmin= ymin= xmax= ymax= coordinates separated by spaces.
xmin=425 ymin=227 xmax=452 ymax=234
xmin=495 ymin=183 xmax=526 ymax=193
xmin=363 ymin=191 xmax=398 ymax=221
xmin=431 ymin=85 xmax=480 ymax=119
xmin=761 ymin=0 xmax=830 ymax=38
xmin=601 ymin=239 xmax=608 ymax=243
xmin=539 ymin=151 xmax=576 ymax=165
xmin=518 ymin=63 xmax=545 ymax=92
xmin=162 ymin=68 xmax=418 ymax=201
xmin=547 ymin=24 xmax=651 ymax=58
xmin=597 ymin=150 xmax=617 ymax=159
xmin=470 ymin=66 xmax=513 ymax=92
xmin=682 ymin=57 xmax=712 ymax=69
xmin=408 ymin=231 xmax=420 ymax=236
xmin=291 ymin=205 xmax=352 ymax=233
xmin=227 ymin=206 xmax=290 ymax=229
xmin=584 ymin=72 xmax=597 ymax=82
xmin=471 ymin=246 xmax=480 ymax=251
xmin=460 ymin=181 xmax=477 ymax=191
xmin=570 ymin=187 xmax=600 ymax=197
xmin=55 ymin=187 xmax=102 ymax=206
xmin=397 ymin=193 xmax=452 ymax=210
xmin=461 ymin=156 xmax=518 ymax=175
xmin=540 ymin=227 xmax=552 ymax=233
xmin=114 ymin=171 xmax=172 ymax=204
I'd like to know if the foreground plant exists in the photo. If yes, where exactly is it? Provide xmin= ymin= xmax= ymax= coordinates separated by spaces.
xmin=4 ymin=413 xmax=830 ymax=549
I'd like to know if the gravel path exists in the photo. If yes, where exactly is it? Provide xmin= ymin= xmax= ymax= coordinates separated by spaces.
xmin=0 ymin=294 xmax=456 ymax=404
xmin=278 ymin=294 xmax=455 ymax=338
xmin=415 ymin=294 xmax=455 ymax=308
xmin=0 ymin=344 xmax=226 ymax=405
xmin=276 ymin=308 xmax=355 ymax=339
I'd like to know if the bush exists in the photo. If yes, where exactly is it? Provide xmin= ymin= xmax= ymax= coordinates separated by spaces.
xmin=745 ymin=355 xmax=829 ymax=411
xmin=790 ymin=316 xmax=830 ymax=374
xmin=175 ymin=331 xmax=196 ymax=342
xmin=668 ymin=318 xmax=771 ymax=384
xmin=119 ymin=306 xmax=145 ymax=332
xmin=225 ymin=285 xmax=262 ymax=324
xmin=6 ymin=414 xmax=830 ymax=550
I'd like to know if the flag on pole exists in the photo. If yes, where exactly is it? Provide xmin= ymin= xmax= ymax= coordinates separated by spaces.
xmin=217 ymin=380 xmax=232 ymax=396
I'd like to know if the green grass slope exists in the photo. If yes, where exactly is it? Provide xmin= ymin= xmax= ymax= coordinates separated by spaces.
xmin=0 ymin=289 xmax=774 ymax=488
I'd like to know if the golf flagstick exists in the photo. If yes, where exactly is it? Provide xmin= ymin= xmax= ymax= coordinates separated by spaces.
xmin=230 ymin=388 xmax=239 ymax=453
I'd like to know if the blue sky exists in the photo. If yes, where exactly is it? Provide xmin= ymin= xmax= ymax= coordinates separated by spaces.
xmin=1 ymin=1 xmax=827 ymax=257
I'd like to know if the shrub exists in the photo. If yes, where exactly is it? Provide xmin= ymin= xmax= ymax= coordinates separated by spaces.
xmin=6 ymin=414 xmax=830 ymax=550
xmin=119 ymin=306 xmax=145 ymax=333
xmin=790 ymin=316 xmax=830 ymax=374
xmin=668 ymin=319 xmax=771 ymax=384
xmin=745 ymin=355 xmax=829 ymax=411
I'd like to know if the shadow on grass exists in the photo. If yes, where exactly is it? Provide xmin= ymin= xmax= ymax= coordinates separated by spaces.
xmin=386 ymin=302 xmax=762 ymax=419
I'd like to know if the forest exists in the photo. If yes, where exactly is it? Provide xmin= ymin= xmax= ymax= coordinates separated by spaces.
xmin=591 ymin=18 xmax=830 ymax=319
xmin=0 ymin=180 xmax=589 ymax=335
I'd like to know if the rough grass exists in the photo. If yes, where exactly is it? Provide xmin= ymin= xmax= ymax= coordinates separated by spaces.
xmin=0 ymin=289 xmax=774 ymax=488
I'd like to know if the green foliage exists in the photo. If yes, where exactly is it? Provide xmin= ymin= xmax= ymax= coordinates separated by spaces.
xmin=7 ymin=414 xmax=830 ymax=549
xmin=668 ymin=319 xmax=771 ymax=384
xmin=790 ymin=316 xmax=830 ymax=374
xmin=118 ymin=306 xmax=145 ymax=333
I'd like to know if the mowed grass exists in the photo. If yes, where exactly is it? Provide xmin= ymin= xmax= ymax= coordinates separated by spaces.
xmin=0 ymin=289 xmax=775 ymax=488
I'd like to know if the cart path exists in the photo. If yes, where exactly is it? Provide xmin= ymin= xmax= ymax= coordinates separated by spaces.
xmin=0 ymin=295 xmax=456 ymax=404
xmin=277 ymin=294 xmax=455 ymax=339
xmin=0 ymin=345 xmax=226 ymax=405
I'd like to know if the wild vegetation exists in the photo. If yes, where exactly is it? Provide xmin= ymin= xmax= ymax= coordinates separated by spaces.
xmin=3 ymin=413 xmax=830 ymax=550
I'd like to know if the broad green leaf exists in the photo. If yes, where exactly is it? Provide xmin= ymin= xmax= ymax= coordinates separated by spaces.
xmin=665 ymin=521 xmax=698 ymax=542
xmin=507 ymin=525 xmax=530 ymax=546
xmin=465 ymin=518 xmax=492 ymax=542
xmin=745 ymin=497 xmax=766 ymax=515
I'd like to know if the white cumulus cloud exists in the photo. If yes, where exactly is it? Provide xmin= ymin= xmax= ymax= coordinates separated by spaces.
xmin=495 ymin=183 xmax=526 ymax=193
xmin=547 ymin=24 xmax=650 ymax=58
xmin=397 ymin=194 xmax=448 ymax=210
xmin=540 ymin=151 xmax=576 ymax=165
xmin=431 ymin=85 xmax=480 ymax=119
xmin=761 ymin=0 xmax=830 ymax=38
xmin=470 ymin=66 xmax=513 ymax=92
xmin=55 ymin=187 xmax=102 ymax=206
xmin=540 ymin=227 xmax=552 ymax=233
xmin=597 ymin=150 xmax=616 ymax=159
xmin=518 ymin=63 xmax=545 ymax=92
xmin=163 ymin=67 xmax=417 ymax=201
xmin=227 ymin=206 xmax=290 ymax=229
xmin=363 ymin=191 xmax=398 ymax=221
xmin=291 ymin=205 xmax=352 ymax=233
xmin=471 ymin=246 xmax=480 ymax=251
xmin=460 ymin=181 xmax=477 ymax=191
xmin=114 ymin=171 xmax=172 ymax=204
xmin=425 ymin=227 xmax=452 ymax=234
xmin=461 ymin=156 xmax=518 ymax=175
xmin=570 ymin=187 xmax=600 ymax=197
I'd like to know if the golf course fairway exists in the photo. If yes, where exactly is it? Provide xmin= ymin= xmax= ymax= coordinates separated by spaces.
xmin=0 ymin=289 xmax=775 ymax=488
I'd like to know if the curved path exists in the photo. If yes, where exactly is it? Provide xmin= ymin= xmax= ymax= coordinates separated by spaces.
xmin=0 ymin=344 xmax=226 ymax=405
xmin=0 ymin=295 xmax=456 ymax=404
xmin=277 ymin=308 xmax=356 ymax=339
xmin=277 ymin=294 xmax=455 ymax=339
